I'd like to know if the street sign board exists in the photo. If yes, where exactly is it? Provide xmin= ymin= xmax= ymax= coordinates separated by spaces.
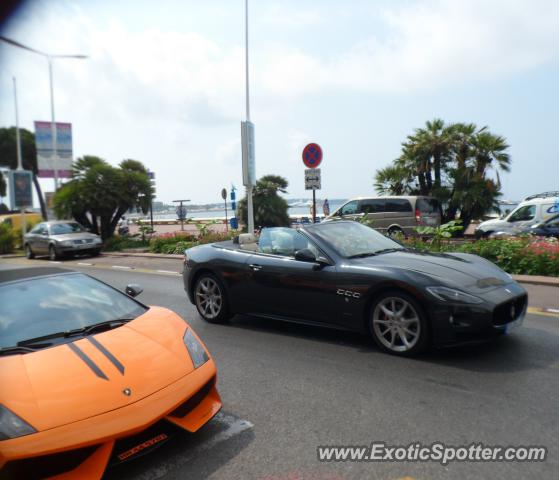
xmin=305 ymin=168 xmax=321 ymax=190
xmin=221 ymin=188 xmax=227 ymax=200
xmin=302 ymin=143 xmax=322 ymax=169
xmin=34 ymin=121 xmax=73 ymax=178
xmin=9 ymin=170 xmax=33 ymax=208
xmin=241 ymin=121 xmax=256 ymax=186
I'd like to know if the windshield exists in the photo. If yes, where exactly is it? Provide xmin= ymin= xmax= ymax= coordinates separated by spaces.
xmin=50 ymin=222 xmax=85 ymax=235
xmin=313 ymin=221 xmax=404 ymax=258
xmin=0 ymin=273 xmax=147 ymax=349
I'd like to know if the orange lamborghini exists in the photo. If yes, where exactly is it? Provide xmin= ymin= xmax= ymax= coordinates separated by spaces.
xmin=0 ymin=266 xmax=221 ymax=479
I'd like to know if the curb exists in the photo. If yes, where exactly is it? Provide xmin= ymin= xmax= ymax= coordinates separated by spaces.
xmin=511 ymin=275 xmax=559 ymax=287
xmin=100 ymin=252 xmax=184 ymax=260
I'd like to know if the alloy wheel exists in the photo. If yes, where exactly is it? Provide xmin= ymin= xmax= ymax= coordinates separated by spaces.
xmin=195 ymin=277 xmax=223 ymax=320
xmin=372 ymin=297 xmax=421 ymax=352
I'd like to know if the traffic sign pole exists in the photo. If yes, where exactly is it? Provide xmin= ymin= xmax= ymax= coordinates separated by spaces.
xmin=302 ymin=143 xmax=323 ymax=224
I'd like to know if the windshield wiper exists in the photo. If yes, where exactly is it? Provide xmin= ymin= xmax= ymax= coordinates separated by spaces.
xmin=64 ymin=318 xmax=133 ymax=337
xmin=0 ymin=345 xmax=46 ymax=356
xmin=373 ymin=248 xmax=405 ymax=255
xmin=347 ymin=252 xmax=377 ymax=259
xmin=17 ymin=318 xmax=134 ymax=347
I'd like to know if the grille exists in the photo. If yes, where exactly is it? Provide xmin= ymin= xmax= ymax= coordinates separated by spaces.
xmin=493 ymin=294 xmax=527 ymax=326
xmin=0 ymin=445 xmax=98 ymax=480
xmin=169 ymin=376 xmax=216 ymax=418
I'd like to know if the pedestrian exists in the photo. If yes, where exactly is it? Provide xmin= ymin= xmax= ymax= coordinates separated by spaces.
xmin=323 ymin=198 xmax=330 ymax=217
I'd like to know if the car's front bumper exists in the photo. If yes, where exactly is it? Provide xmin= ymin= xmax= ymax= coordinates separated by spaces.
xmin=427 ymin=283 xmax=528 ymax=346
xmin=0 ymin=359 xmax=221 ymax=480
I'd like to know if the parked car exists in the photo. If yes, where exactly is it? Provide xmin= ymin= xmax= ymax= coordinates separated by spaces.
xmin=182 ymin=221 xmax=527 ymax=356
xmin=476 ymin=191 xmax=559 ymax=238
xmin=324 ymin=196 xmax=441 ymax=236
xmin=491 ymin=213 xmax=559 ymax=239
xmin=24 ymin=220 xmax=103 ymax=260
xmin=0 ymin=266 xmax=221 ymax=479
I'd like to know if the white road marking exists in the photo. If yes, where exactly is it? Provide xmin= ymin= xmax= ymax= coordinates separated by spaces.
xmin=111 ymin=265 xmax=132 ymax=270
xmin=48 ymin=261 xmax=62 ymax=264
xmin=156 ymin=269 xmax=180 ymax=275
xmin=77 ymin=262 xmax=93 ymax=266
xmin=135 ymin=413 xmax=253 ymax=480
xmin=547 ymin=308 xmax=559 ymax=314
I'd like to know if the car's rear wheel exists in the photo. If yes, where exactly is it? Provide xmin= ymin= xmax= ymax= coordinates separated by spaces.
xmin=369 ymin=291 xmax=429 ymax=356
xmin=25 ymin=244 xmax=35 ymax=259
xmin=194 ymin=274 xmax=231 ymax=323
xmin=49 ymin=244 xmax=59 ymax=261
xmin=387 ymin=226 xmax=404 ymax=238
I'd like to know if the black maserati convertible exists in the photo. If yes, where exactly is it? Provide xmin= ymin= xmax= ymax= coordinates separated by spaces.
xmin=182 ymin=221 xmax=527 ymax=355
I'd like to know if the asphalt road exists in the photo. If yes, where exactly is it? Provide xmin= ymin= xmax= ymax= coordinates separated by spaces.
xmin=2 ymin=256 xmax=559 ymax=480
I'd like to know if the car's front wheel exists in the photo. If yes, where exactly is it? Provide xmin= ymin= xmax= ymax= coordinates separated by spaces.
xmin=194 ymin=274 xmax=231 ymax=323
xmin=369 ymin=291 xmax=429 ymax=356
xmin=25 ymin=244 xmax=35 ymax=259
xmin=49 ymin=244 xmax=59 ymax=261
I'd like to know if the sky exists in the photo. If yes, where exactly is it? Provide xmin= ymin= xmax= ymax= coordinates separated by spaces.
xmin=0 ymin=0 xmax=558 ymax=205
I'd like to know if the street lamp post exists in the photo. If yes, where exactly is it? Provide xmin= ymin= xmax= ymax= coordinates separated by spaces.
xmin=12 ymin=76 xmax=26 ymax=247
xmin=244 ymin=0 xmax=255 ymax=234
xmin=0 ymin=36 xmax=87 ymax=190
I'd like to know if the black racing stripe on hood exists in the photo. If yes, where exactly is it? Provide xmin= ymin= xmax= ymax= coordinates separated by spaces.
xmin=87 ymin=336 xmax=125 ymax=375
xmin=67 ymin=342 xmax=108 ymax=381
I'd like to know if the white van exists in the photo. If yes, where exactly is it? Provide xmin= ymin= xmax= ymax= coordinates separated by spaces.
xmin=475 ymin=192 xmax=559 ymax=238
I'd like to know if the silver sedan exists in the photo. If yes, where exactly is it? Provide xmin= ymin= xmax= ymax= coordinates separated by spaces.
xmin=24 ymin=221 xmax=103 ymax=260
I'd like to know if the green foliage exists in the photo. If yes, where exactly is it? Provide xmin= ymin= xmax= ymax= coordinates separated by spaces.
xmin=0 ymin=223 xmax=15 ymax=254
xmin=53 ymin=156 xmax=153 ymax=240
xmin=415 ymin=220 xmax=464 ymax=251
xmin=103 ymin=236 xmax=150 ymax=252
xmin=148 ymin=230 xmax=236 ymax=254
xmin=149 ymin=233 xmax=197 ymax=253
xmin=374 ymin=119 xmax=510 ymax=229
xmin=238 ymin=175 xmax=290 ymax=229
xmin=137 ymin=224 xmax=155 ymax=242
xmin=403 ymin=236 xmax=559 ymax=277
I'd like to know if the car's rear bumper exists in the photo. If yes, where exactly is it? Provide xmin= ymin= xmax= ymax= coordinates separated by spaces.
xmin=0 ymin=359 xmax=220 ymax=480
xmin=428 ymin=284 xmax=528 ymax=346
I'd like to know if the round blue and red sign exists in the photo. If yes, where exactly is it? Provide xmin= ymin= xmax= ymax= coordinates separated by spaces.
xmin=302 ymin=143 xmax=323 ymax=169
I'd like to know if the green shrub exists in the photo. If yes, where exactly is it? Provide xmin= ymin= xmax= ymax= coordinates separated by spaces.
xmin=149 ymin=233 xmax=197 ymax=253
xmin=104 ymin=236 xmax=150 ymax=251
xmin=0 ymin=223 xmax=15 ymax=254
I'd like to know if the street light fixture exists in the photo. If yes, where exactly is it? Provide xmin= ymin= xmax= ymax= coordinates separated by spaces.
xmin=0 ymin=35 xmax=88 ymax=190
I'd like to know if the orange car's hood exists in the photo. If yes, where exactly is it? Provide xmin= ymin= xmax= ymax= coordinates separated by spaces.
xmin=0 ymin=307 xmax=195 ymax=431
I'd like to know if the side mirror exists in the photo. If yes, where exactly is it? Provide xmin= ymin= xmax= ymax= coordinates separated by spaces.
xmin=125 ymin=284 xmax=143 ymax=297
xmin=294 ymin=248 xmax=317 ymax=263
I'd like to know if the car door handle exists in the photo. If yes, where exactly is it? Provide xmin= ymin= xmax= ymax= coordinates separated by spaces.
xmin=249 ymin=264 xmax=263 ymax=271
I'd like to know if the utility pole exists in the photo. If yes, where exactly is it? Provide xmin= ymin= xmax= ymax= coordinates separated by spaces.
xmin=13 ymin=77 xmax=26 ymax=247
xmin=244 ymin=0 xmax=255 ymax=234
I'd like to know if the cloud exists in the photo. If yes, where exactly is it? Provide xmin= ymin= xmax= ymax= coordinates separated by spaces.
xmin=258 ymin=0 xmax=559 ymax=95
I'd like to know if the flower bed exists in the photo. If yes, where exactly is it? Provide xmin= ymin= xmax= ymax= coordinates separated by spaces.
xmin=405 ymin=236 xmax=559 ymax=277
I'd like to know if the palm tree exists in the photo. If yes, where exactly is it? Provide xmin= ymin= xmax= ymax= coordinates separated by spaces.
xmin=237 ymin=175 xmax=290 ymax=228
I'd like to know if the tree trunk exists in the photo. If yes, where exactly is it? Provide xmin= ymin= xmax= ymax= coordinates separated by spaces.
xmin=433 ymin=151 xmax=441 ymax=189
xmin=32 ymin=174 xmax=48 ymax=220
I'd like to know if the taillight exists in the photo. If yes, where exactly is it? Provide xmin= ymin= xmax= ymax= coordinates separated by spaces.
xmin=415 ymin=208 xmax=421 ymax=223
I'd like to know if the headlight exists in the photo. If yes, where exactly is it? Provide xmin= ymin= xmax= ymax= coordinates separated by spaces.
xmin=426 ymin=286 xmax=483 ymax=304
xmin=0 ymin=404 xmax=36 ymax=441
xmin=93 ymin=237 xmax=102 ymax=243
xmin=183 ymin=328 xmax=209 ymax=368
xmin=59 ymin=240 xmax=74 ymax=246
